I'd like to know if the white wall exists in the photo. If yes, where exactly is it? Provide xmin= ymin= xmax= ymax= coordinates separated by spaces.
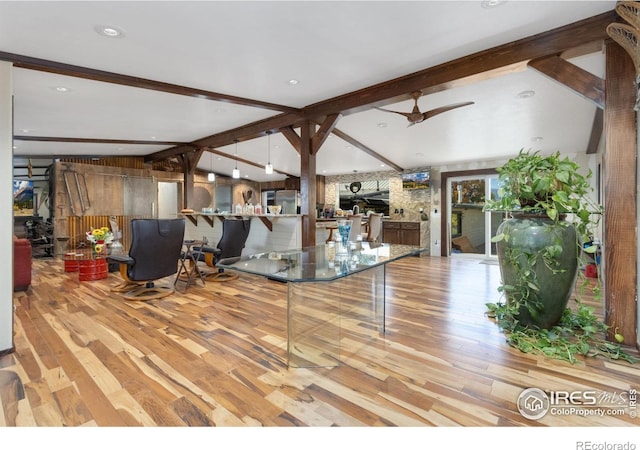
xmin=1 ymin=62 xmax=13 ymax=352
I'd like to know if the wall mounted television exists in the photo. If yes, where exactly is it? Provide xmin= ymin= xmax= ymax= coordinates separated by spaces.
xmin=402 ymin=170 xmax=430 ymax=190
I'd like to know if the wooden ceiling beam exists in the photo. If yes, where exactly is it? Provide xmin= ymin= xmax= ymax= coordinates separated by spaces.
xmin=302 ymin=10 xmax=617 ymax=119
xmin=13 ymin=135 xmax=187 ymax=146
xmin=145 ymin=112 xmax=302 ymax=162
xmin=119 ymin=10 xmax=617 ymax=166
xmin=203 ymin=147 xmax=296 ymax=178
xmin=330 ymin=128 xmax=403 ymax=172
xmin=1 ymin=51 xmax=300 ymax=114
xmin=528 ymin=55 xmax=605 ymax=109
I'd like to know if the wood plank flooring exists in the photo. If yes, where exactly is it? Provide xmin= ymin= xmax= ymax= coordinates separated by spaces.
xmin=2 ymin=255 xmax=639 ymax=428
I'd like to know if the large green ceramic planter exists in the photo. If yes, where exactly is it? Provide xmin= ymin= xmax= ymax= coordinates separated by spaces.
xmin=495 ymin=215 xmax=578 ymax=329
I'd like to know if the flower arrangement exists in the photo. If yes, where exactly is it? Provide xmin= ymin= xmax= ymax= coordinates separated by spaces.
xmin=86 ymin=226 xmax=114 ymax=256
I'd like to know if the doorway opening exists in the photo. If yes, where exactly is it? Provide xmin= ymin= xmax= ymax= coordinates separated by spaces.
xmin=440 ymin=169 xmax=501 ymax=258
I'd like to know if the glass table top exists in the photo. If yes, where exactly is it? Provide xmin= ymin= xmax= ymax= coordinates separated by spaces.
xmin=217 ymin=242 xmax=427 ymax=282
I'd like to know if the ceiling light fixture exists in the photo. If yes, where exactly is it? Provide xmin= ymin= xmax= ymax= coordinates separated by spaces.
xmin=517 ymin=90 xmax=535 ymax=99
xmin=265 ymin=131 xmax=273 ymax=174
xmin=94 ymin=25 xmax=125 ymax=38
xmin=208 ymin=153 xmax=215 ymax=182
xmin=288 ymin=79 xmax=299 ymax=85
xmin=232 ymin=140 xmax=240 ymax=179
xmin=482 ymin=0 xmax=506 ymax=8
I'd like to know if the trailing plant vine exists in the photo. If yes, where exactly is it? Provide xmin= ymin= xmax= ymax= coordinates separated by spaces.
xmin=483 ymin=150 xmax=637 ymax=364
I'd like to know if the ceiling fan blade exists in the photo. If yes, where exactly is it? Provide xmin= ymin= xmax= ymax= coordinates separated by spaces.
xmin=421 ymin=101 xmax=474 ymax=121
xmin=375 ymin=107 xmax=412 ymax=119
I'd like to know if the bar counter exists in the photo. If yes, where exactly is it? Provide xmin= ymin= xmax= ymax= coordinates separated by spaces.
xmin=181 ymin=213 xmax=303 ymax=256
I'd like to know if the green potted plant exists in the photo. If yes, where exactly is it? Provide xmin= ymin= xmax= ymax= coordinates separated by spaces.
xmin=483 ymin=150 xmax=636 ymax=363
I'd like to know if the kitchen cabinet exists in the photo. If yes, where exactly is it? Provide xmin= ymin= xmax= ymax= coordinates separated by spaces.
xmin=383 ymin=221 xmax=420 ymax=246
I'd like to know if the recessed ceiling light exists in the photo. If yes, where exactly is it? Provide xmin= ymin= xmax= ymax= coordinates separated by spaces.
xmin=288 ymin=79 xmax=299 ymax=85
xmin=377 ymin=122 xmax=387 ymax=128
xmin=380 ymin=164 xmax=386 ymax=167
xmin=21 ymin=129 xmax=30 ymax=133
xmin=482 ymin=0 xmax=506 ymax=8
xmin=94 ymin=25 xmax=125 ymax=38
xmin=12 ymin=145 xmax=17 ymax=149
xmin=517 ymin=90 xmax=535 ymax=99
xmin=53 ymin=86 xmax=70 ymax=92
xmin=532 ymin=136 xmax=544 ymax=142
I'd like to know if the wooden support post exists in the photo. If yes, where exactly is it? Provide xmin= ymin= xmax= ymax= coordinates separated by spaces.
xmin=300 ymin=121 xmax=316 ymax=248
xmin=603 ymin=41 xmax=637 ymax=346
xmin=179 ymin=149 xmax=203 ymax=210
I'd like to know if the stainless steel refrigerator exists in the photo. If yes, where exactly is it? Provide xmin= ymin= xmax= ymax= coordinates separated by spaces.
xmin=274 ymin=190 xmax=298 ymax=214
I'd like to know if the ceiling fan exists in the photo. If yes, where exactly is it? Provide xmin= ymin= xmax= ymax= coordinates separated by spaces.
xmin=375 ymin=91 xmax=474 ymax=127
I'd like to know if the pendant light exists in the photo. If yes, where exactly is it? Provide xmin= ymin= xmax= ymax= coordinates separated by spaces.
xmin=232 ymin=140 xmax=240 ymax=179
xmin=207 ymin=152 xmax=215 ymax=182
xmin=265 ymin=131 xmax=273 ymax=174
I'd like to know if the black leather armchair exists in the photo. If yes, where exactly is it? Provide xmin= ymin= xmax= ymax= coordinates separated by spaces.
xmin=108 ymin=218 xmax=185 ymax=300
xmin=197 ymin=218 xmax=251 ymax=281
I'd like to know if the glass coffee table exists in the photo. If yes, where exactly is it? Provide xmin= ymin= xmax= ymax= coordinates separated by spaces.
xmin=217 ymin=242 xmax=427 ymax=368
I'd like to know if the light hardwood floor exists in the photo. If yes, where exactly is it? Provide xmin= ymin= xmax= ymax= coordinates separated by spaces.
xmin=2 ymin=255 xmax=639 ymax=428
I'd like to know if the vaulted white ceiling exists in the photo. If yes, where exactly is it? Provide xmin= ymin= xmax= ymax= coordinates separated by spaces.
xmin=2 ymin=1 xmax=615 ymax=182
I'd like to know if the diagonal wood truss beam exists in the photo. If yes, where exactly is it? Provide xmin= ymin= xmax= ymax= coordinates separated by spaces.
xmin=311 ymin=114 xmax=341 ymax=155
xmin=527 ymin=52 xmax=606 ymax=155
xmin=330 ymin=128 xmax=403 ymax=172
xmin=202 ymin=147 xmax=296 ymax=178
xmin=528 ymin=55 xmax=605 ymax=109
xmin=586 ymin=108 xmax=604 ymax=154
xmin=279 ymin=126 xmax=302 ymax=154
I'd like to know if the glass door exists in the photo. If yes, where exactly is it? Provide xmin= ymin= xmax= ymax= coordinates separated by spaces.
xmin=448 ymin=174 xmax=503 ymax=257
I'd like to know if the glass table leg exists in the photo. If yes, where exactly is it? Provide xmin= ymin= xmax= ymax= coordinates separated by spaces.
xmin=287 ymin=264 xmax=386 ymax=368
